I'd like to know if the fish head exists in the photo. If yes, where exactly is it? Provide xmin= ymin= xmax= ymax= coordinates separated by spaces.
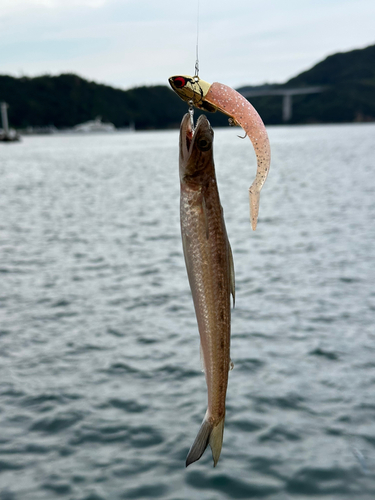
xmin=169 ymin=75 xmax=217 ymax=112
xmin=179 ymin=113 xmax=214 ymax=183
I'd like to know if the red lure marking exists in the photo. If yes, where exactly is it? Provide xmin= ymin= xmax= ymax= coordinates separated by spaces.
xmin=174 ymin=77 xmax=186 ymax=88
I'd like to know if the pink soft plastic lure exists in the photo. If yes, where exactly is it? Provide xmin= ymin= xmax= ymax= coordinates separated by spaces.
xmin=169 ymin=75 xmax=271 ymax=230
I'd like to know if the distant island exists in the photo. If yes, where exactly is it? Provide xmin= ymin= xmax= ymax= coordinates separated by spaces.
xmin=1 ymin=43 xmax=374 ymax=130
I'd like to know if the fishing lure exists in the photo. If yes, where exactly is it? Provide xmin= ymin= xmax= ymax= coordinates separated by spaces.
xmin=169 ymin=75 xmax=271 ymax=230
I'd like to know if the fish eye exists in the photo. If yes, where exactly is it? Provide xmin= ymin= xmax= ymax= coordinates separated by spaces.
xmin=174 ymin=77 xmax=186 ymax=88
xmin=198 ymin=138 xmax=211 ymax=151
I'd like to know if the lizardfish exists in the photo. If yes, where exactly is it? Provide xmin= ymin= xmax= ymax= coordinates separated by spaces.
xmin=179 ymin=113 xmax=235 ymax=467
xmin=170 ymin=75 xmax=271 ymax=230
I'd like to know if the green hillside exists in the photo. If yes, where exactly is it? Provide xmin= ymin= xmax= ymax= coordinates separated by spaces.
xmin=0 ymin=73 xmax=196 ymax=130
xmin=242 ymin=44 xmax=375 ymax=124
xmin=1 ymin=43 xmax=374 ymax=129
xmin=287 ymin=44 xmax=375 ymax=86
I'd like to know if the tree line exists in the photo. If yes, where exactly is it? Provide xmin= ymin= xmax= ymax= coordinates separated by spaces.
xmin=1 ymin=44 xmax=374 ymax=130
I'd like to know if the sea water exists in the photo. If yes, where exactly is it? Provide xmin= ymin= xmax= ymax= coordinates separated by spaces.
xmin=0 ymin=123 xmax=375 ymax=499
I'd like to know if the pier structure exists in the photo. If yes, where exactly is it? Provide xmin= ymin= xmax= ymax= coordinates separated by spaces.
xmin=239 ymin=87 xmax=326 ymax=122
xmin=0 ymin=101 xmax=20 ymax=142
xmin=1 ymin=102 xmax=10 ymax=135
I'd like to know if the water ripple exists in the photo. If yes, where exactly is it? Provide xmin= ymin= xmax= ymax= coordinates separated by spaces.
xmin=1 ymin=125 xmax=375 ymax=498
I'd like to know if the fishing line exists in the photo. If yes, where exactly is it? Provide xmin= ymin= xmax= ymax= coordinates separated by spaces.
xmin=194 ymin=0 xmax=200 ymax=80
xmin=189 ymin=0 xmax=200 ymax=132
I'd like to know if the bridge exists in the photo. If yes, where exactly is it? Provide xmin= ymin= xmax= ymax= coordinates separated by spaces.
xmin=238 ymin=86 xmax=326 ymax=122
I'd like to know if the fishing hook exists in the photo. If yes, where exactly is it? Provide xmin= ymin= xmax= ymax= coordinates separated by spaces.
xmin=228 ymin=118 xmax=247 ymax=139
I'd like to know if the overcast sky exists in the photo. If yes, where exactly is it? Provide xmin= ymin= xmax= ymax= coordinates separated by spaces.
xmin=1 ymin=0 xmax=374 ymax=90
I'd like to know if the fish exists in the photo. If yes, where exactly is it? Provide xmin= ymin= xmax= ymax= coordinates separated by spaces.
xmin=179 ymin=113 xmax=235 ymax=467
xmin=169 ymin=75 xmax=271 ymax=230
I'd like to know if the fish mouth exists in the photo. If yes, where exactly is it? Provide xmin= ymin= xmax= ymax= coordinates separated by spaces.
xmin=180 ymin=114 xmax=212 ymax=161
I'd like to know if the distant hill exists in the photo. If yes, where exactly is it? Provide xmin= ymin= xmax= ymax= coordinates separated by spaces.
xmin=287 ymin=44 xmax=375 ymax=86
xmin=239 ymin=44 xmax=375 ymax=124
xmin=0 ymin=73 xmax=194 ymax=130
xmin=1 ymin=43 xmax=374 ymax=129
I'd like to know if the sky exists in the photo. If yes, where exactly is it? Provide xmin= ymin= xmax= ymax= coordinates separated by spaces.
xmin=1 ymin=0 xmax=375 ymax=90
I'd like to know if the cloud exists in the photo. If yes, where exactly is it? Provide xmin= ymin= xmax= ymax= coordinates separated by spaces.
xmin=0 ymin=0 xmax=374 ymax=88
xmin=1 ymin=0 xmax=110 ymax=14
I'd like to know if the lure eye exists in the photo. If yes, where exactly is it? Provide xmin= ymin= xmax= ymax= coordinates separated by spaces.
xmin=174 ymin=77 xmax=186 ymax=89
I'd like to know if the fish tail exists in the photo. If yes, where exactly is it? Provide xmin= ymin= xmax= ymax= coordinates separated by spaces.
xmin=209 ymin=416 xmax=225 ymax=466
xmin=186 ymin=412 xmax=225 ymax=467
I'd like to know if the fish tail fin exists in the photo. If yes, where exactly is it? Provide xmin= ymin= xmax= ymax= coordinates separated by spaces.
xmin=186 ymin=413 xmax=225 ymax=467
xmin=209 ymin=416 xmax=225 ymax=467
xmin=186 ymin=415 xmax=212 ymax=467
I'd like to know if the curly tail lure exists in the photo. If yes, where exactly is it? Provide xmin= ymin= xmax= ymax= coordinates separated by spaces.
xmin=169 ymin=75 xmax=271 ymax=230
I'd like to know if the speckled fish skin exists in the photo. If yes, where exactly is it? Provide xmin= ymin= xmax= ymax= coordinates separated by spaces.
xmin=204 ymin=82 xmax=270 ymax=230
xmin=179 ymin=113 xmax=234 ymax=467
xmin=169 ymin=75 xmax=271 ymax=230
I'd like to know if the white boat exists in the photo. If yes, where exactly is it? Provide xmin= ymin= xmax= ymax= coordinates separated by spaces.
xmin=73 ymin=116 xmax=116 ymax=133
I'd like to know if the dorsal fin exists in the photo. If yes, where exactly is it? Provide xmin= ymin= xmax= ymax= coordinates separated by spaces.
xmin=228 ymin=242 xmax=235 ymax=307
